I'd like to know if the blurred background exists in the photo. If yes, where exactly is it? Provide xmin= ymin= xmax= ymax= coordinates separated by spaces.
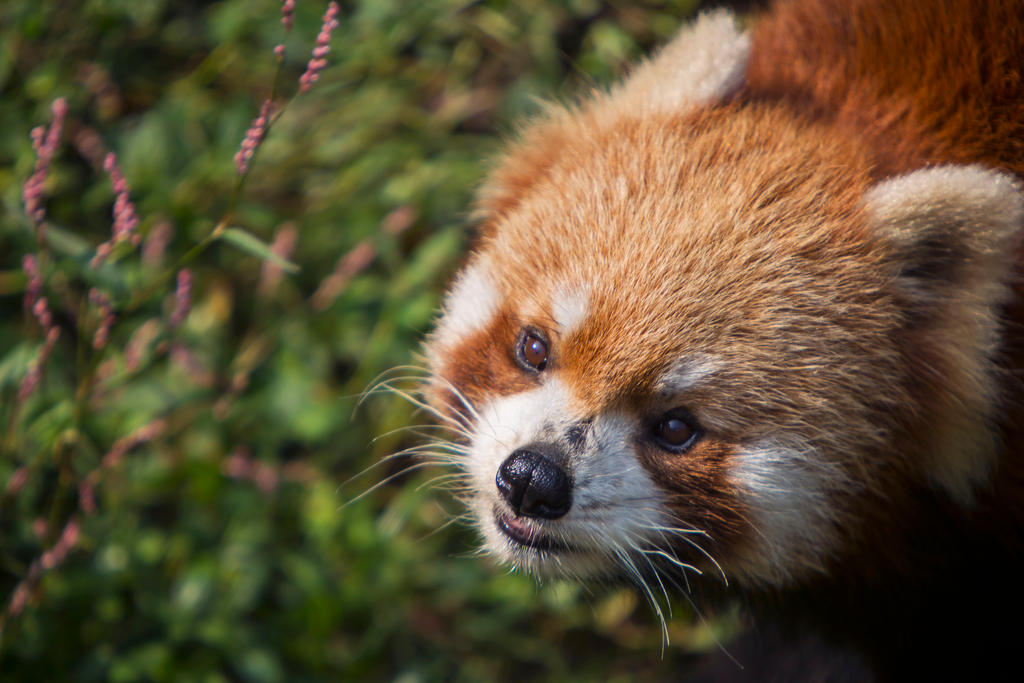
xmin=0 ymin=0 xmax=746 ymax=679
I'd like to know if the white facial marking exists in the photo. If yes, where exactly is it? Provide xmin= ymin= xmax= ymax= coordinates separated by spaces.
xmin=433 ymin=261 xmax=499 ymax=350
xmin=655 ymin=355 xmax=721 ymax=395
xmin=551 ymin=283 xmax=590 ymax=336
xmin=570 ymin=411 xmax=669 ymax=556
xmin=728 ymin=441 xmax=851 ymax=587
xmin=468 ymin=379 xmax=575 ymax=498
xmin=467 ymin=379 xmax=667 ymax=578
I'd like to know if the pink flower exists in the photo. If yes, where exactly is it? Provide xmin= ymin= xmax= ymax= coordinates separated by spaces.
xmin=7 ymin=577 xmax=34 ymax=618
xmin=89 ymin=289 xmax=115 ymax=350
xmin=4 ymin=516 xmax=81 ymax=618
xmin=5 ymin=467 xmax=29 ymax=495
xmin=259 ymin=224 xmax=297 ymax=296
xmin=22 ymin=98 xmax=68 ymax=228
xmin=22 ymin=254 xmax=42 ymax=314
xmin=79 ymin=480 xmax=97 ymax=515
xmin=142 ymin=220 xmax=173 ymax=267
xmin=234 ymin=99 xmax=275 ymax=175
xmin=18 ymin=363 xmax=42 ymax=403
xmin=92 ymin=152 xmax=141 ymax=266
xmin=311 ymin=239 xmax=375 ymax=311
xmin=31 ymin=518 xmax=48 ymax=539
xmin=169 ymin=269 xmax=192 ymax=329
xmin=19 ymin=326 xmax=61 ymax=402
xmin=298 ymin=2 xmax=339 ymax=93
xmin=31 ymin=297 xmax=52 ymax=330
xmin=100 ymin=418 xmax=167 ymax=470
xmin=104 ymin=153 xmax=140 ymax=243
xmin=124 ymin=319 xmax=161 ymax=373
xmin=19 ymin=277 xmax=62 ymax=403
xmin=281 ymin=0 xmax=296 ymax=31
xmin=274 ymin=0 xmax=295 ymax=59
xmin=40 ymin=518 xmax=80 ymax=571
xmin=223 ymin=448 xmax=279 ymax=494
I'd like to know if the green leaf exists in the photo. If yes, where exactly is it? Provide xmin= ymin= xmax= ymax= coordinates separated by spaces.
xmin=0 ymin=342 xmax=35 ymax=389
xmin=45 ymin=223 xmax=92 ymax=258
xmin=218 ymin=227 xmax=299 ymax=273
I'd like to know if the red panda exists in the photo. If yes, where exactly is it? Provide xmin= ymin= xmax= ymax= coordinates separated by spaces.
xmin=419 ymin=0 xmax=1024 ymax=677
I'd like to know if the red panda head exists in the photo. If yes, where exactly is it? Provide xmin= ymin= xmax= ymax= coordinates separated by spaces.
xmin=422 ymin=11 xmax=1024 ymax=589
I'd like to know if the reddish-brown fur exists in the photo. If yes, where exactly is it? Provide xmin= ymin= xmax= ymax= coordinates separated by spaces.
xmin=746 ymin=0 xmax=1024 ymax=179
xmin=424 ymin=1 xmax=1024 ymax=678
xmin=442 ymin=311 xmax=536 ymax=411
xmin=728 ymin=2 xmax=1024 ymax=676
xmin=743 ymin=0 xmax=1024 ymax=565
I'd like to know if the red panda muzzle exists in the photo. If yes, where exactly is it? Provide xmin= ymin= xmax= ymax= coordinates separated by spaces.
xmin=495 ymin=446 xmax=573 ymax=520
xmin=494 ymin=510 xmax=571 ymax=553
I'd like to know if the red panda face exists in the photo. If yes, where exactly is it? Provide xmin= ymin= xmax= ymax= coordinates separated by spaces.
xmin=426 ymin=104 xmax=905 ymax=586
xmin=421 ymin=11 xmax=1024 ymax=590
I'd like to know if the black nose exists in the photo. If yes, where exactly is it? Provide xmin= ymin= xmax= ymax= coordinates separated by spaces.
xmin=495 ymin=447 xmax=572 ymax=519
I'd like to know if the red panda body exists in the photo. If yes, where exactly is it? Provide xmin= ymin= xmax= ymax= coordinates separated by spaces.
xmin=421 ymin=0 xmax=1024 ymax=678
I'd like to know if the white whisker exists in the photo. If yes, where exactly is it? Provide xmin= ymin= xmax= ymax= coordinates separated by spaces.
xmin=341 ymin=460 xmax=438 ymax=509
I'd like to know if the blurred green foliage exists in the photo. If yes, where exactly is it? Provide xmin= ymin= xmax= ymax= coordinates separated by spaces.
xmin=0 ymin=0 xmax=737 ymax=680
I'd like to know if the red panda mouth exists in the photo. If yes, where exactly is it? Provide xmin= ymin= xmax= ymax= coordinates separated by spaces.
xmin=494 ymin=509 xmax=570 ymax=552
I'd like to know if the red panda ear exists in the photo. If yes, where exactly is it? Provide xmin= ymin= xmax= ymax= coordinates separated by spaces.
xmin=866 ymin=166 xmax=1023 ymax=503
xmin=865 ymin=165 xmax=1023 ymax=316
xmin=609 ymin=10 xmax=750 ymax=114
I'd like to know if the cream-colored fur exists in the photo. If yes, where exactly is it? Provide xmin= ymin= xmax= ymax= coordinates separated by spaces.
xmin=610 ymin=10 xmax=750 ymax=113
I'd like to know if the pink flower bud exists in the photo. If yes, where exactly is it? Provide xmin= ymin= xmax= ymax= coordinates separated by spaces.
xmin=281 ymin=0 xmax=295 ymax=31
xmin=169 ymin=269 xmax=192 ymax=329
xmin=5 ymin=467 xmax=29 ymax=495
xmin=22 ymin=254 xmax=42 ymax=313
xmin=234 ymin=99 xmax=275 ymax=175
xmin=298 ymin=2 xmax=339 ymax=93
xmin=89 ymin=289 xmax=115 ymax=350
xmin=22 ymin=98 xmax=68 ymax=229
xmin=92 ymin=152 xmax=141 ymax=266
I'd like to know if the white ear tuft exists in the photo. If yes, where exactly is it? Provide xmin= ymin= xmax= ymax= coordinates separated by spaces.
xmin=866 ymin=164 xmax=1024 ymax=249
xmin=865 ymin=165 xmax=1023 ymax=303
xmin=611 ymin=10 xmax=751 ymax=113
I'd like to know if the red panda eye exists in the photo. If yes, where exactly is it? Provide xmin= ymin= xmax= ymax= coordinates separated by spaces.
xmin=655 ymin=413 xmax=699 ymax=451
xmin=516 ymin=329 xmax=549 ymax=371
